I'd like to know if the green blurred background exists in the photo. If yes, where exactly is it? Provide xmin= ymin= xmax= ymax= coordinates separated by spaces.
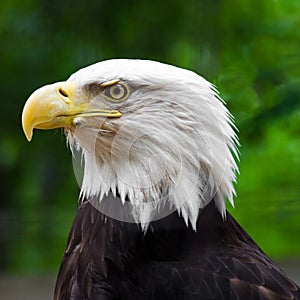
xmin=0 ymin=0 xmax=299 ymax=284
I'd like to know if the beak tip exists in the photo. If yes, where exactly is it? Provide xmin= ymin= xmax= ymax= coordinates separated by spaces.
xmin=22 ymin=116 xmax=33 ymax=142
xmin=23 ymin=127 xmax=33 ymax=142
xmin=26 ymin=134 xmax=33 ymax=142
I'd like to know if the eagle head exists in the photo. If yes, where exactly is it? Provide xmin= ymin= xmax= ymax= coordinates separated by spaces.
xmin=22 ymin=59 xmax=239 ymax=229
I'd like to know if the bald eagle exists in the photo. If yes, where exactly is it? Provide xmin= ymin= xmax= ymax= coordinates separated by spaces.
xmin=22 ymin=60 xmax=300 ymax=300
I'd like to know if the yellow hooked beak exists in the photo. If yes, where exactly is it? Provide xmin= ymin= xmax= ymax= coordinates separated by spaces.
xmin=22 ymin=81 xmax=121 ymax=141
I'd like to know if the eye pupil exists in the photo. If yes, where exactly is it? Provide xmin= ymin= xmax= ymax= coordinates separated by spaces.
xmin=113 ymin=87 xmax=121 ymax=96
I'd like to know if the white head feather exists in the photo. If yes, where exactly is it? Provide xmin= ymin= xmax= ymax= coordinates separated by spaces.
xmin=66 ymin=59 xmax=239 ymax=230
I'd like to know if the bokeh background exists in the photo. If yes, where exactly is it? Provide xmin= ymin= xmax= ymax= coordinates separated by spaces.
xmin=0 ymin=0 xmax=300 ymax=298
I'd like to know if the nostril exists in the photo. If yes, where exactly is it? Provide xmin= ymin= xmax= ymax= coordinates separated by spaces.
xmin=58 ymin=88 xmax=69 ymax=98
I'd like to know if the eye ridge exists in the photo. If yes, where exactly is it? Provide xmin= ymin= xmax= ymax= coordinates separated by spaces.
xmin=104 ymin=83 xmax=130 ymax=102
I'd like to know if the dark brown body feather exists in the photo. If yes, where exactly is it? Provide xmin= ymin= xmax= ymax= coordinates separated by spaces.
xmin=54 ymin=196 xmax=300 ymax=300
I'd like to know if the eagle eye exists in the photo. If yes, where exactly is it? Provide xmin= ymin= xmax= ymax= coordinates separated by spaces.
xmin=104 ymin=83 xmax=130 ymax=102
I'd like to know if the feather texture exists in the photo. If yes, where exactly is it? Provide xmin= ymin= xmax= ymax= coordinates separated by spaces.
xmin=54 ymin=199 xmax=300 ymax=300
xmin=50 ymin=60 xmax=300 ymax=299
xmin=66 ymin=59 xmax=239 ymax=227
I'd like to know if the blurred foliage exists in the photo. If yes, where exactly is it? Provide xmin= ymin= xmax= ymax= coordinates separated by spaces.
xmin=0 ymin=0 xmax=299 ymax=273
